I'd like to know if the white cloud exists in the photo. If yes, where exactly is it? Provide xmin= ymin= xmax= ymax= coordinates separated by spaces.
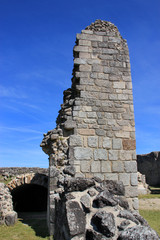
xmin=0 ymin=85 xmax=27 ymax=98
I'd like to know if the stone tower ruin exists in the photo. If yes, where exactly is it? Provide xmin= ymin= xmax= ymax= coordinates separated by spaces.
xmin=41 ymin=20 xmax=138 ymax=236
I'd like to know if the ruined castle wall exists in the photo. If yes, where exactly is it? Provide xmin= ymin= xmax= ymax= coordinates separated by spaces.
xmin=41 ymin=21 xmax=138 ymax=233
xmin=66 ymin=21 xmax=138 ymax=207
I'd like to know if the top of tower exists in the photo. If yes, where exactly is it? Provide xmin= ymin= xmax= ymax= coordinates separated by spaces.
xmin=85 ymin=19 xmax=120 ymax=35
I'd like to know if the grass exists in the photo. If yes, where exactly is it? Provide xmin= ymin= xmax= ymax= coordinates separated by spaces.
xmin=140 ymin=210 xmax=160 ymax=236
xmin=0 ymin=217 xmax=52 ymax=240
xmin=138 ymin=193 xmax=160 ymax=199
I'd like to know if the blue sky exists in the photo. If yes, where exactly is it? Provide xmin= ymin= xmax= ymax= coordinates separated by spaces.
xmin=0 ymin=0 xmax=160 ymax=167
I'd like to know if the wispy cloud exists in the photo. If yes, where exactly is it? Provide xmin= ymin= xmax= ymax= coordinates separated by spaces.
xmin=0 ymin=85 xmax=27 ymax=98
xmin=0 ymin=126 xmax=43 ymax=134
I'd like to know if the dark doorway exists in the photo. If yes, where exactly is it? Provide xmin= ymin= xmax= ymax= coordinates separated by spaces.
xmin=11 ymin=184 xmax=48 ymax=212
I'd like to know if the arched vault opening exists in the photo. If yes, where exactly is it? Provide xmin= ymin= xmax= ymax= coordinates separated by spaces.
xmin=11 ymin=184 xmax=48 ymax=212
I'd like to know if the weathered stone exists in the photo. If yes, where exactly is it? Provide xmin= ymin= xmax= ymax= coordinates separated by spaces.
xmin=66 ymin=201 xmax=86 ymax=237
xmin=80 ymin=194 xmax=91 ymax=212
xmin=64 ymin=177 xmax=95 ymax=192
xmin=92 ymin=210 xmax=116 ymax=237
xmin=118 ymin=210 xmax=139 ymax=224
xmin=86 ymin=229 xmax=108 ymax=240
xmin=5 ymin=211 xmax=17 ymax=226
xmin=94 ymin=149 xmax=108 ymax=161
xmin=69 ymin=135 xmax=82 ymax=147
xmin=118 ymin=226 xmax=159 ymax=240
xmin=74 ymin=147 xmax=93 ymax=160
xmin=101 ymin=180 xmax=125 ymax=196
xmin=122 ymin=139 xmax=136 ymax=150
xmin=63 ymin=166 xmax=76 ymax=176
xmin=118 ymin=220 xmax=130 ymax=231
xmin=102 ymin=137 xmax=112 ymax=149
xmin=88 ymin=136 xmax=98 ymax=147
xmin=93 ymin=190 xmax=118 ymax=207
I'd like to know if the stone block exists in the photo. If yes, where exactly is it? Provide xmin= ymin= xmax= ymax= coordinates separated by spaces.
xmin=79 ymin=64 xmax=92 ymax=72
xmin=112 ymin=161 xmax=124 ymax=173
xmin=79 ymin=52 xmax=90 ymax=58
xmin=113 ymin=82 xmax=125 ymax=89
xmin=80 ymin=78 xmax=94 ymax=85
xmin=112 ymin=139 xmax=122 ymax=150
xmin=76 ymin=33 xmax=103 ymax=41
xmin=74 ymin=45 xmax=90 ymax=53
xmin=87 ymin=112 xmax=97 ymax=118
xmin=125 ymin=186 xmax=138 ymax=198
xmin=122 ymin=139 xmax=136 ymax=150
xmin=95 ymin=129 xmax=106 ymax=136
xmin=124 ymin=161 xmax=137 ymax=173
xmin=78 ymin=129 xmax=95 ymax=136
xmin=102 ymin=49 xmax=118 ymax=54
xmin=66 ymin=201 xmax=86 ymax=236
xmin=88 ymin=136 xmax=98 ymax=148
xmin=101 ymin=161 xmax=111 ymax=172
xmin=81 ymin=161 xmax=90 ymax=173
xmin=119 ymin=173 xmax=130 ymax=186
xmin=104 ymin=173 xmax=118 ymax=181
xmin=119 ymin=150 xmax=133 ymax=161
xmin=82 ymin=106 xmax=92 ymax=112
xmin=74 ymin=147 xmax=93 ymax=160
xmin=94 ymin=149 xmax=108 ymax=160
xmin=131 ymin=173 xmax=138 ymax=186
xmin=79 ymin=111 xmax=87 ymax=118
xmin=118 ymin=94 xmax=128 ymax=100
xmin=74 ymin=58 xmax=87 ymax=65
xmin=109 ymin=150 xmax=119 ymax=161
xmin=79 ymin=39 xmax=91 ymax=46
xmin=92 ymin=64 xmax=103 ymax=72
xmin=115 ymin=132 xmax=130 ymax=138
xmin=103 ymin=137 xmax=112 ymax=149
xmin=91 ymin=161 xmax=101 ymax=173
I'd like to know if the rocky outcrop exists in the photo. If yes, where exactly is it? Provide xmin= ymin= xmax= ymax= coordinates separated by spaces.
xmin=137 ymin=152 xmax=160 ymax=186
xmin=0 ymin=183 xmax=17 ymax=226
xmin=51 ymin=167 xmax=159 ymax=240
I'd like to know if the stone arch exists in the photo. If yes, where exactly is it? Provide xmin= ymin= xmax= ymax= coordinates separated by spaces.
xmin=7 ymin=173 xmax=48 ymax=190
xmin=7 ymin=173 xmax=48 ymax=212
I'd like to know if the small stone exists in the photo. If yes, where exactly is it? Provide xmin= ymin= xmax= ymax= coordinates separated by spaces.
xmin=101 ymin=180 xmax=125 ymax=196
xmin=80 ymin=194 xmax=91 ymax=212
xmin=86 ymin=229 xmax=108 ymax=239
xmin=88 ymin=189 xmax=96 ymax=197
xmin=118 ymin=220 xmax=131 ymax=231
xmin=93 ymin=190 xmax=118 ymax=207
xmin=63 ymin=166 xmax=76 ymax=176
xmin=5 ymin=211 xmax=17 ymax=226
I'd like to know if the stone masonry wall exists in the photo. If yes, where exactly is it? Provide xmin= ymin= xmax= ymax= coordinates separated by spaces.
xmin=41 ymin=20 xmax=138 ymax=235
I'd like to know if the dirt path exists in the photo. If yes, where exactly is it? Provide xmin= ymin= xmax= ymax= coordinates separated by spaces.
xmin=139 ymin=198 xmax=160 ymax=210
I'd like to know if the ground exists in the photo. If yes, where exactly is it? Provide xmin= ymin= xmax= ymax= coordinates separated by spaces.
xmin=139 ymin=198 xmax=160 ymax=210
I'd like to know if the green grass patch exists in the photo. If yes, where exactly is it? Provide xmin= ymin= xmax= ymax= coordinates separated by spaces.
xmin=138 ymin=194 xmax=160 ymax=199
xmin=0 ymin=219 xmax=52 ymax=240
xmin=140 ymin=210 xmax=160 ymax=236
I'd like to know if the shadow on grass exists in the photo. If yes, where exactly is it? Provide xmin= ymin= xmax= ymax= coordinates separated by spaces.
xmin=150 ymin=186 xmax=160 ymax=194
xmin=18 ymin=212 xmax=50 ymax=239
